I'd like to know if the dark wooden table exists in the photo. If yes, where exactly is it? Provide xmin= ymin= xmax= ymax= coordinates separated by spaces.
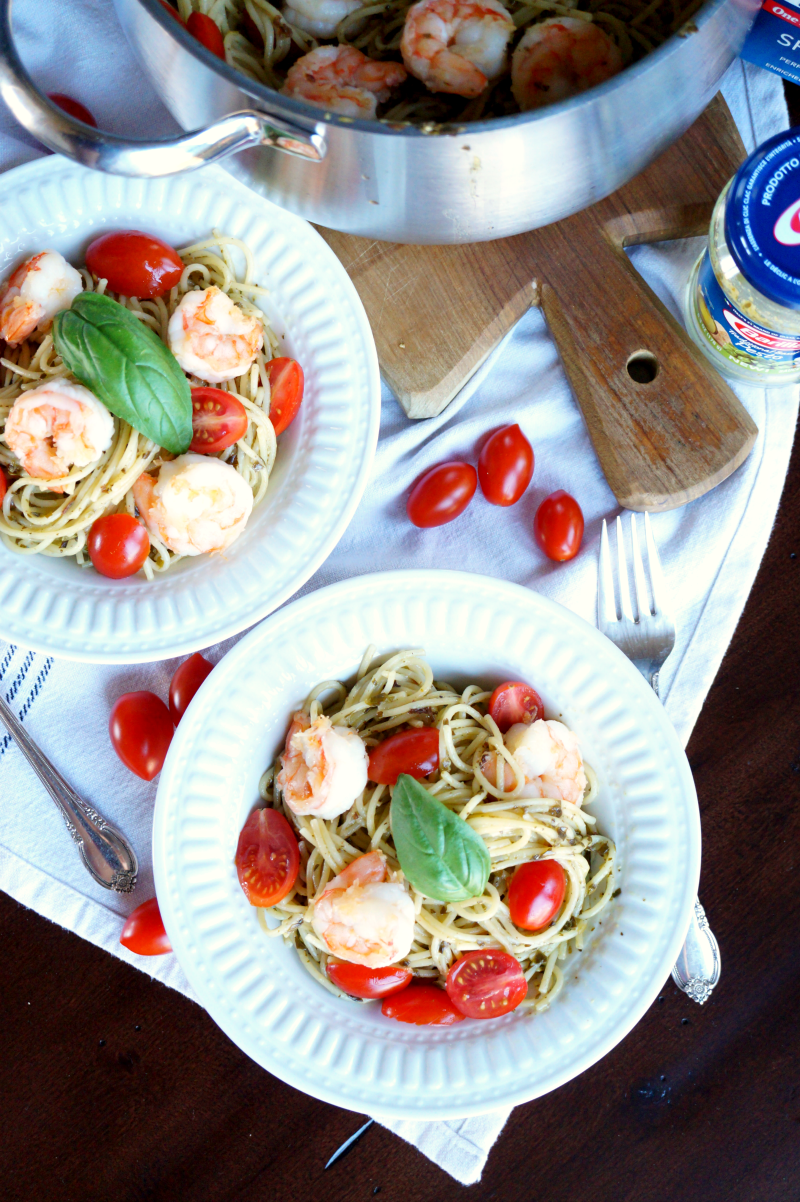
xmin=3 ymin=89 xmax=800 ymax=1202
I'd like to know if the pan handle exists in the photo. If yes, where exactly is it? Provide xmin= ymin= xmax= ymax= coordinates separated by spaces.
xmin=0 ymin=0 xmax=325 ymax=174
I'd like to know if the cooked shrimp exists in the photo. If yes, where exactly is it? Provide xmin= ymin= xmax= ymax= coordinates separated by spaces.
xmin=167 ymin=286 xmax=263 ymax=384
xmin=311 ymin=850 xmax=416 ymax=967
xmin=276 ymin=710 xmax=369 ymax=819
xmin=3 ymin=380 xmax=114 ymax=492
xmin=0 ymin=250 xmax=83 ymax=347
xmin=132 ymin=453 xmax=253 ymax=556
xmin=480 ymin=718 xmax=587 ymax=804
xmin=401 ymin=0 xmax=514 ymax=98
xmin=282 ymin=46 xmax=407 ymax=119
xmin=282 ymin=0 xmax=365 ymax=38
xmin=511 ymin=17 xmax=623 ymax=112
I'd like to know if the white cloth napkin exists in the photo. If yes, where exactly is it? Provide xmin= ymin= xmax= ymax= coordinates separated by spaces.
xmin=0 ymin=0 xmax=793 ymax=1184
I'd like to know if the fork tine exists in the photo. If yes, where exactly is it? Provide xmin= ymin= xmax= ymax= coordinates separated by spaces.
xmin=629 ymin=514 xmax=651 ymax=620
xmin=599 ymin=519 xmax=617 ymax=623
xmin=644 ymin=513 xmax=671 ymax=616
xmin=615 ymin=516 xmax=634 ymax=621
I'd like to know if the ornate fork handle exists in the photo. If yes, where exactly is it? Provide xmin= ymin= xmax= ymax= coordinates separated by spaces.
xmin=0 ymin=694 xmax=138 ymax=893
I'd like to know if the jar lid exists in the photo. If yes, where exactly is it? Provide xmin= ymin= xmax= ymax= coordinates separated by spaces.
xmin=725 ymin=130 xmax=800 ymax=311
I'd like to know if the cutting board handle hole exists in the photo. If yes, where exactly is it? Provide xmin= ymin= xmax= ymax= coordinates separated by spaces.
xmin=626 ymin=351 xmax=659 ymax=384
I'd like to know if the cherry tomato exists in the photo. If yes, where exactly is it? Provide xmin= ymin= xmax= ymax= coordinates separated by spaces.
xmin=241 ymin=8 xmax=265 ymax=48
xmin=235 ymin=808 xmax=300 ymax=907
xmin=445 ymin=948 xmax=528 ymax=1019
xmin=327 ymin=962 xmax=413 ymax=999
xmin=508 ymin=860 xmax=566 ymax=931
xmin=158 ymin=0 xmax=186 ymax=25
xmin=266 ymin=358 xmax=304 ymax=436
xmin=367 ymin=727 xmax=439 ymax=786
xmin=381 ymin=983 xmax=465 ymax=1025
xmin=169 ymin=652 xmax=213 ymax=724
xmin=478 ymin=423 xmax=534 ymax=507
xmin=48 ymin=93 xmax=97 ymax=128
xmin=86 ymin=230 xmax=184 ymax=300
xmin=109 ymin=691 xmax=174 ymax=781
xmin=87 ymin=513 xmax=150 ymax=579
xmin=120 ymin=897 xmax=172 ymax=956
xmin=533 ymin=490 xmax=584 ymax=562
xmin=407 ymin=462 xmax=477 ymax=529
xmin=189 ymin=387 xmax=248 ymax=454
xmin=487 ymin=681 xmax=544 ymax=734
xmin=0 ymin=467 xmax=6 ymax=505
xmin=186 ymin=11 xmax=226 ymax=58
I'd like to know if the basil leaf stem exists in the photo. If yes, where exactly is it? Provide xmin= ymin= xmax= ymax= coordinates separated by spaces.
xmin=390 ymin=773 xmax=490 ymax=903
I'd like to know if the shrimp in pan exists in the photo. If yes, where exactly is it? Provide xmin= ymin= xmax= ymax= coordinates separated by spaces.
xmin=480 ymin=718 xmax=587 ymax=804
xmin=401 ymin=0 xmax=514 ymax=98
xmin=0 ymin=250 xmax=83 ymax=347
xmin=3 ymin=380 xmax=114 ymax=491
xmin=311 ymin=850 xmax=416 ymax=968
xmin=132 ymin=453 xmax=253 ymax=556
xmin=276 ymin=710 xmax=369 ymax=819
xmin=282 ymin=46 xmax=407 ymax=119
xmin=167 ymin=286 xmax=264 ymax=384
xmin=511 ymin=17 xmax=622 ymax=112
xmin=282 ymin=0 xmax=366 ymax=39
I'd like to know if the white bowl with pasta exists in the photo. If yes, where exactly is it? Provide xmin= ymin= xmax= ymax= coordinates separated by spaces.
xmin=153 ymin=569 xmax=701 ymax=1120
xmin=0 ymin=157 xmax=380 ymax=662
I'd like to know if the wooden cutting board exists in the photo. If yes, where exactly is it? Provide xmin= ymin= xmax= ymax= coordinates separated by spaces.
xmin=317 ymin=95 xmax=758 ymax=512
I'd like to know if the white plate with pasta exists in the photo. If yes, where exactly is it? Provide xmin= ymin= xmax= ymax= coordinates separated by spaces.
xmin=0 ymin=156 xmax=379 ymax=662
xmin=153 ymin=569 xmax=701 ymax=1120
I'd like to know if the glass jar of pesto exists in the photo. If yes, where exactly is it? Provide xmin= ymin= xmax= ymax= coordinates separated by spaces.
xmin=685 ymin=129 xmax=800 ymax=386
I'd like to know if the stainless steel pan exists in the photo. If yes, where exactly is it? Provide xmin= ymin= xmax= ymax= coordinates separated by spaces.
xmin=0 ymin=0 xmax=758 ymax=242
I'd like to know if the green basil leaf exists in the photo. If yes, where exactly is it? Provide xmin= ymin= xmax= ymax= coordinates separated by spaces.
xmin=390 ymin=774 xmax=490 ymax=903
xmin=53 ymin=292 xmax=192 ymax=454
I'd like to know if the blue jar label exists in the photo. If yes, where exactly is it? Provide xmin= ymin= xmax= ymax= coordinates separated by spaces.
xmin=693 ymin=250 xmax=800 ymax=372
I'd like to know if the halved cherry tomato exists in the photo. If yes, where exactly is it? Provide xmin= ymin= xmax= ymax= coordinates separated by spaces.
xmin=109 ymin=691 xmax=174 ymax=781
xmin=86 ymin=230 xmax=184 ymax=299
xmin=407 ymin=461 xmax=477 ymax=529
xmin=266 ymin=358 xmax=304 ymax=436
xmin=0 ymin=467 xmax=6 ymax=505
xmin=327 ymin=962 xmax=413 ymax=999
xmin=533 ymin=490 xmax=584 ymax=562
xmin=186 ymin=11 xmax=226 ymax=58
xmin=235 ymin=808 xmax=300 ymax=907
xmin=158 ymin=0 xmax=186 ymax=24
xmin=87 ymin=513 xmax=150 ymax=579
xmin=48 ymin=93 xmax=97 ymax=128
xmin=381 ymin=982 xmax=465 ymax=1025
xmin=169 ymin=652 xmax=213 ymax=724
xmin=445 ymin=948 xmax=528 ymax=1019
xmin=478 ymin=423 xmax=534 ymax=507
xmin=487 ymin=681 xmax=544 ymax=733
xmin=241 ymin=8 xmax=265 ymax=48
xmin=508 ymin=860 xmax=566 ymax=931
xmin=367 ymin=727 xmax=439 ymax=786
xmin=120 ymin=897 xmax=172 ymax=956
xmin=189 ymin=387 xmax=248 ymax=454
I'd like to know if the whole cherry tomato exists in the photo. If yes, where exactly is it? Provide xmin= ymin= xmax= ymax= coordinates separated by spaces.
xmin=169 ymin=652 xmax=213 ymax=724
xmin=508 ymin=860 xmax=566 ymax=931
xmin=381 ymin=982 xmax=465 ymax=1025
xmin=189 ymin=387 xmax=248 ymax=455
xmin=445 ymin=948 xmax=528 ymax=1019
xmin=48 ymin=93 xmax=97 ymax=127
xmin=487 ymin=681 xmax=544 ymax=733
xmin=86 ymin=230 xmax=184 ymax=299
xmin=533 ymin=490 xmax=584 ymax=562
xmin=266 ymin=358 xmax=304 ymax=436
xmin=0 ymin=467 xmax=6 ymax=505
xmin=407 ymin=462 xmax=477 ymax=529
xmin=235 ymin=808 xmax=300 ymax=907
xmin=478 ymin=423 xmax=534 ymax=507
xmin=186 ymin=10 xmax=226 ymax=58
xmin=109 ymin=691 xmax=174 ymax=781
xmin=120 ymin=897 xmax=172 ymax=956
xmin=158 ymin=0 xmax=186 ymax=24
xmin=367 ymin=727 xmax=439 ymax=785
xmin=327 ymin=962 xmax=413 ymax=999
xmin=87 ymin=513 xmax=150 ymax=579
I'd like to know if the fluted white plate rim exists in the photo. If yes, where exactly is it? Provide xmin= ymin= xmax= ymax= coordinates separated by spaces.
xmin=0 ymin=156 xmax=380 ymax=663
xmin=154 ymin=569 xmax=701 ymax=1120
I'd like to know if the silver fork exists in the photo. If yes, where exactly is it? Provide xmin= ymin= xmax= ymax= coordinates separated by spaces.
xmin=598 ymin=513 xmax=720 ymax=1005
